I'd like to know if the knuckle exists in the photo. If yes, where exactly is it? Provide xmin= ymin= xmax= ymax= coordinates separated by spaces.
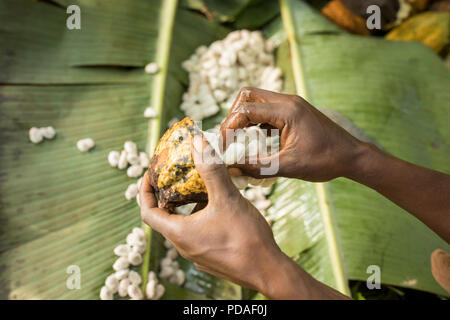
xmin=240 ymin=102 xmax=253 ymax=113
xmin=240 ymin=86 xmax=254 ymax=94
xmin=289 ymin=97 xmax=302 ymax=109
xmin=291 ymin=94 xmax=305 ymax=105
xmin=234 ymin=101 xmax=249 ymax=113
xmin=287 ymin=99 xmax=303 ymax=117
xmin=239 ymin=87 xmax=256 ymax=102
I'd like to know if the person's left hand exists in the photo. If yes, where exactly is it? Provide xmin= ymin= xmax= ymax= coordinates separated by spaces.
xmin=139 ymin=135 xmax=283 ymax=291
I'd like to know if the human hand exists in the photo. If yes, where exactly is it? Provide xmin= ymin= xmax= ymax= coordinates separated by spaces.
xmin=140 ymin=135 xmax=284 ymax=292
xmin=220 ymin=87 xmax=364 ymax=182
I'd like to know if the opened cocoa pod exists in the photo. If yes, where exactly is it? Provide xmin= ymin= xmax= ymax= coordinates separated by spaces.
xmin=386 ymin=11 xmax=450 ymax=53
xmin=149 ymin=117 xmax=207 ymax=209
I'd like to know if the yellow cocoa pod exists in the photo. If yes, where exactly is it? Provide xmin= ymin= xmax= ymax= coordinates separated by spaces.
xmin=386 ymin=11 xmax=450 ymax=53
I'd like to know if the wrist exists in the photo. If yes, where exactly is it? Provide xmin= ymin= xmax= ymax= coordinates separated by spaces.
xmin=343 ymin=141 xmax=383 ymax=183
xmin=252 ymin=246 xmax=285 ymax=296
xmin=255 ymin=248 xmax=351 ymax=299
xmin=256 ymin=250 xmax=314 ymax=299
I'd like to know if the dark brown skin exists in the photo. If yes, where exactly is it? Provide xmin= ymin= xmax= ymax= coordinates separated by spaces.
xmin=140 ymin=87 xmax=450 ymax=299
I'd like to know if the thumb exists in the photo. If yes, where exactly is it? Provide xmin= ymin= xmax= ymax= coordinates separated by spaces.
xmin=191 ymin=134 xmax=239 ymax=201
xmin=139 ymin=171 xmax=183 ymax=238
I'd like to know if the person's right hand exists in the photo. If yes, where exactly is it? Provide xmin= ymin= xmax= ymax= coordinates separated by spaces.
xmin=220 ymin=87 xmax=365 ymax=182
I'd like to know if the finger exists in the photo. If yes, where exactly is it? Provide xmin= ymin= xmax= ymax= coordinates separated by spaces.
xmin=228 ymin=87 xmax=288 ymax=114
xmin=221 ymin=87 xmax=286 ymax=143
xmin=139 ymin=171 xmax=183 ymax=237
xmin=221 ymin=102 xmax=285 ymax=150
xmin=191 ymin=134 xmax=239 ymax=201
xmin=139 ymin=170 xmax=157 ymax=208
xmin=229 ymin=150 xmax=286 ymax=178
xmin=223 ymin=102 xmax=286 ymax=131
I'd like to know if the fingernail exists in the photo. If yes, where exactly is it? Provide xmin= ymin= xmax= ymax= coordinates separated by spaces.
xmin=193 ymin=135 xmax=203 ymax=153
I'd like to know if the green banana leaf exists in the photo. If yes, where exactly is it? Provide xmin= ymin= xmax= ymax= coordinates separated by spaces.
xmin=267 ymin=0 xmax=450 ymax=296
xmin=0 ymin=0 xmax=238 ymax=300
xmin=181 ymin=0 xmax=252 ymax=23
xmin=231 ymin=0 xmax=280 ymax=30
xmin=0 ymin=0 xmax=449 ymax=300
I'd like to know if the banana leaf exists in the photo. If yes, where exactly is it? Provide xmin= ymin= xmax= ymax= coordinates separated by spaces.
xmin=232 ymin=0 xmax=280 ymax=30
xmin=0 ymin=0 xmax=239 ymax=300
xmin=181 ymin=0 xmax=252 ymax=22
xmin=1 ymin=0 xmax=449 ymax=300
xmin=266 ymin=0 xmax=450 ymax=296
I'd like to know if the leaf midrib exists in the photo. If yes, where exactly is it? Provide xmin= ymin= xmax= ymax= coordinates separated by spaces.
xmin=140 ymin=0 xmax=179 ymax=294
